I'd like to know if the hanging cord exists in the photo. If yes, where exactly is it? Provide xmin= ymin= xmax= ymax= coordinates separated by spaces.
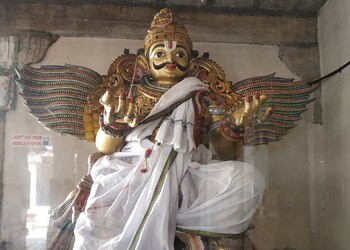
xmin=308 ymin=60 xmax=350 ymax=85
xmin=128 ymin=56 xmax=139 ymax=98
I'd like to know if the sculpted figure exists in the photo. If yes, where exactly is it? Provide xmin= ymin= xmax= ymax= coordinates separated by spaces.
xmin=16 ymin=8 xmax=318 ymax=250
xmin=76 ymin=9 xmax=266 ymax=249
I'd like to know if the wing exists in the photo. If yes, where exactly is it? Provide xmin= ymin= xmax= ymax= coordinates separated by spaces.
xmin=232 ymin=73 xmax=319 ymax=145
xmin=15 ymin=64 xmax=103 ymax=142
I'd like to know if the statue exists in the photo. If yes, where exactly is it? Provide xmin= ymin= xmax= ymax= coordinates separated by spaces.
xmin=16 ymin=8 xmax=319 ymax=250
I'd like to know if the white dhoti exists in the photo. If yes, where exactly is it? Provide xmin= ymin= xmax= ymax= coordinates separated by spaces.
xmin=74 ymin=78 xmax=265 ymax=250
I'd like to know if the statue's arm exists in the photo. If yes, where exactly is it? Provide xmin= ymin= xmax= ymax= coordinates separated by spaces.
xmin=209 ymin=126 xmax=244 ymax=161
xmin=94 ymin=87 xmax=137 ymax=155
xmin=95 ymin=128 xmax=125 ymax=155
xmin=207 ymin=94 xmax=272 ymax=161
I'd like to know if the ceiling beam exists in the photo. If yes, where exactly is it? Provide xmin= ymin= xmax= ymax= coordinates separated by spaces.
xmin=0 ymin=2 xmax=318 ymax=46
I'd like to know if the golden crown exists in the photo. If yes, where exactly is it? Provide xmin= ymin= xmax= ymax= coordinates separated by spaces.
xmin=144 ymin=8 xmax=193 ymax=54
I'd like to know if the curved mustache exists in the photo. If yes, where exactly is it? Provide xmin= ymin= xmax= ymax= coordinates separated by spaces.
xmin=153 ymin=62 xmax=187 ymax=72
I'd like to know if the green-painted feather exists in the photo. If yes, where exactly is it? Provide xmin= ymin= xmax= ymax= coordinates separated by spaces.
xmin=16 ymin=64 xmax=102 ymax=140
xmin=232 ymin=74 xmax=319 ymax=145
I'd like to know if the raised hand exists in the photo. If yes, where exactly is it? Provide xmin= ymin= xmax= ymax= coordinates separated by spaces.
xmin=100 ymin=88 xmax=139 ymax=127
xmin=232 ymin=94 xmax=273 ymax=128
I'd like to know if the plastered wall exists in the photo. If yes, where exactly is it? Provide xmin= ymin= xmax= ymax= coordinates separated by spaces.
xmin=313 ymin=1 xmax=350 ymax=249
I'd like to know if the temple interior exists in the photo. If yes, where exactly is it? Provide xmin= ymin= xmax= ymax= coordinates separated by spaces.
xmin=0 ymin=0 xmax=350 ymax=249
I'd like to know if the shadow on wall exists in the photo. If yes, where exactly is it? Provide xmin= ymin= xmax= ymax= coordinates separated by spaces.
xmin=0 ymin=241 xmax=12 ymax=250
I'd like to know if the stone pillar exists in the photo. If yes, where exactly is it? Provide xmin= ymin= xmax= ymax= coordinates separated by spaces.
xmin=0 ymin=32 xmax=57 ymax=248
xmin=0 ymin=36 xmax=18 ymax=242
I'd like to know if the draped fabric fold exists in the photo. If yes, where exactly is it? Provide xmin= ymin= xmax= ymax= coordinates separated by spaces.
xmin=74 ymin=78 xmax=264 ymax=250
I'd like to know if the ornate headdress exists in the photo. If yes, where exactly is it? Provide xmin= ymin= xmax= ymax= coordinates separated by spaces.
xmin=144 ymin=8 xmax=193 ymax=54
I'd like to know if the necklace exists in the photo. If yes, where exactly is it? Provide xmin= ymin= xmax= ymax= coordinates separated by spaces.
xmin=138 ymin=75 xmax=169 ymax=100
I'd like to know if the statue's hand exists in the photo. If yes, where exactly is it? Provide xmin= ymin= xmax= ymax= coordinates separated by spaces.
xmin=231 ymin=94 xmax=273 ymax=128
xmin=100 ymin=88 xmax=137 ymax=127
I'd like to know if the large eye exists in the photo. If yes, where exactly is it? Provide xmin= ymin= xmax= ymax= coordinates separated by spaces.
xmin=176 ymin=52 xmax=186 ymax=58
xmin=154 ymin=51 xmax=165 ymax=59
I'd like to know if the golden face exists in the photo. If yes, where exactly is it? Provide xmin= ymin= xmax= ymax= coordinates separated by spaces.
xmin=148 ymin=41 xmax=190 ymax=87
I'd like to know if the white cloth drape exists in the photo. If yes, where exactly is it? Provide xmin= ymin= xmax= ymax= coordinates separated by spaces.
xmin=74 ymin=77 xmax=265 ymax=250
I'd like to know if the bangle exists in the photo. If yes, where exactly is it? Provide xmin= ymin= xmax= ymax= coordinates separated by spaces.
xmin=99 ymin=112 xmax=131 ymax=137
xmin=220 ymin=111 xmax=245 ymax=140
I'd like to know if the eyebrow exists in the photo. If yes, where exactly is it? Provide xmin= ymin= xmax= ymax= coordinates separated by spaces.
xmin=151 ymin=44 xmax=165 ymax=51
xmin=151 ymin=44 xmax=188 ymax=52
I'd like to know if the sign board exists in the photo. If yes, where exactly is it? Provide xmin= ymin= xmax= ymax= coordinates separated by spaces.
xmin=12 ymin=134 xmax=50 ymax=148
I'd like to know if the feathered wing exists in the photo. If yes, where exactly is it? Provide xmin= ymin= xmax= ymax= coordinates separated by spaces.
xmin=232 ymin=73 xmax=319 ymax=145
xmin=15 ymin=64 xmax=103 ymax=142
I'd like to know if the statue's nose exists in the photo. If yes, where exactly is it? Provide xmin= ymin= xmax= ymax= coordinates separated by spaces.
xmin=166 ymin=53 xmax=175 ymax=63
